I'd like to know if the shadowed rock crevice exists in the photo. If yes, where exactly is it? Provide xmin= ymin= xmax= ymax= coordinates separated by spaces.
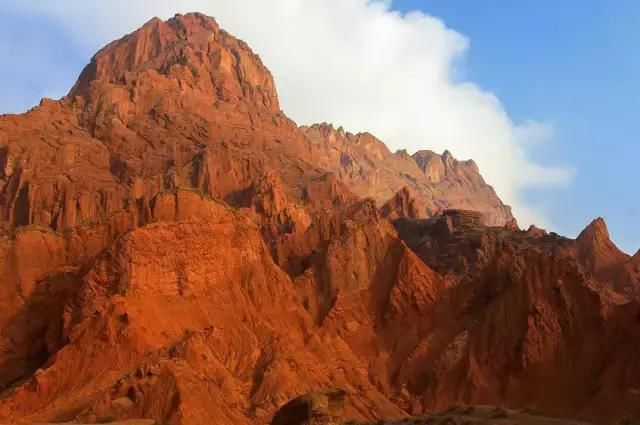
xmin=0 ymin=271 xmax=81 ymax=393
xmin=271 ymin=390 xmax=346 ymax=425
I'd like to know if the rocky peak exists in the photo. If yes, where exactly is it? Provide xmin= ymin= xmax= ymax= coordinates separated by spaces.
xmin=412 ymin=150 xmax=445 ymax=182
xmin=526 ymin=225 xmax=548 ymax=238
xmin=504 ymin=217 xmax=520 ymax=231
xmin=574 ymin=217 xmax=628 ymax=276
xmin=441 ymin=149 xmax=455 ymax=168
xmin=462 ymin=158 xmax=480 ymax=174
xmin=615 ymin=249 xmax=640 ymax=298
xmin=251 ymin=169 xmax=287 ymax=215
xmin=306 ymin=123 xmax=391 ymax=159
xmin=380 ymin=186 xmax=424 ymax=220
xmin=412 ymin=149 xmax=480 ymax=183
xmin=69 ymin=12 xmax=279 ymax=110
xmin=442 ymin=209 xmax=486 ymax=229
xmin=575 ymin=217 xmax=624 ymax=260
xmin=577 ymin=217 xmax=610 ymax=243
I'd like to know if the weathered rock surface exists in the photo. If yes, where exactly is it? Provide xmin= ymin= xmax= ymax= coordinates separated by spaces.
xmin=271 ymin=389 xmax=346 ymax=425
xmin=379 ymin=187 xmax=423 ymax=221
xmin=562 ymin=218 xmax=640 ymax=299
xmin=0 ymin=11 xmax=638 ymax=425
xmin=302 ymin=124 xmax=513 ymax=226
xmin=272 ymin=391 xmax=595 ymax=425
xmin=391 ymin=212 xmax=640 ymax=419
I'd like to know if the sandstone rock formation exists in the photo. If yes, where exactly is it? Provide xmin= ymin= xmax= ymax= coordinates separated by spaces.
xmin=301 ymin=124 xmax=513 ymax=226
xmin=0 ymin=11 xmax=638 ymax=425
xmin=271 ymin=390 xmax=346 ymax=425
xmin=379 ymin=187 xmax=423 ymax=221
xmin=563 ymin=218 xmax=640 ymax=299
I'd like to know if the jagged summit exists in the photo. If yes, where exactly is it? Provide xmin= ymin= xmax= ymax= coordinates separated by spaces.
xmin=575 ymin=217 xmax=626 ymax=264
xmin=69 ymin=12 xmax=279 ymax=110
xmin=302 ymin=123 xmax=513 ymax=225
xmin=577 ymin=217 xmax=610 ymax=242
xmin=413 ymin=149 xmax=480 ymax=182
xmin=569 ymin=217 xmax=632 ymax=293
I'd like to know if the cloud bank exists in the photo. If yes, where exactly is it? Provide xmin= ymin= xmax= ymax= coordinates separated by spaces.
xmin=10 ymin=0 xmax=573 ymax=227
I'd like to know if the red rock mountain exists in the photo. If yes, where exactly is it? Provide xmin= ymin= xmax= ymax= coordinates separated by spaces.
xmin=302 ymin=124 xmax=513 ymax=226
xmin=0 ymin=12 xmax=638 ymax=425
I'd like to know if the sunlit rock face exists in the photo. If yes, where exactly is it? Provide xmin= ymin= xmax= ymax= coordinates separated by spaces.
xmin=0 ymin=12 xmax=638 ymax=425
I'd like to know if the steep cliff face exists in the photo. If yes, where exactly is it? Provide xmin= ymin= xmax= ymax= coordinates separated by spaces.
xmin=0 ymin=12 xmax=639 ymax=425
xmin=617 ymin=251 xmax=640 ymax=297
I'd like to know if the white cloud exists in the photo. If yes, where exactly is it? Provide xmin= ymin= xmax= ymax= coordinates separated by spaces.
xmin=10 ymin=0 xmax=573 ymax=228
xmin=515 ymin=120 xmax=556 ymax=149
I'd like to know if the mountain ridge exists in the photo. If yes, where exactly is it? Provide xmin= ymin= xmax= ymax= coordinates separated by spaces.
xmin=0 ymin=12 xmax=638 ymax=425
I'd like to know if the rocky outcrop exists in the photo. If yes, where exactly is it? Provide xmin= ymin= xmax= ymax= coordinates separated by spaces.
xmin=301 ymin=123 xmax=513 ymax=226
xmin=505 ymin=217 xmax=520 ymax=231
xmin=442 ymin=209 xmax=485 ymax=228
xmin=271 ymin=390 xmax=346 ymax=425
xmin=526 ymin=225 xmax=548 ymax=238
xmin=616 ymin=251 xmax=640 ymax=298
xmin=413 ymin=150 xmax=447 ymax=183
xmin=573 ymin=218 xmax=628 ymax=276
xmin=564 ymin=218 xmax=640 ymax=299
xmin=379 ymin=187 xmax=423 ymax=220
xmin=70 ymin=13 xmax=279 ymax=110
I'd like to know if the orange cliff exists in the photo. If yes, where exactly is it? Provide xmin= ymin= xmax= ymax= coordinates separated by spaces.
xmin=0 ymin=12 xmax=638 ymax=425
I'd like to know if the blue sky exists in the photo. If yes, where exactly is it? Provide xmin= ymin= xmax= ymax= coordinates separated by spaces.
xmin=0 ymin=1 xmax=638 ymax=253
xmin=394 ymin=0 xmax=640 ymax=253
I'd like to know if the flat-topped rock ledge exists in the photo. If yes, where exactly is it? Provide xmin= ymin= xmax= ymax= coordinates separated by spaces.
xmin=442 ymin=209 xmax=486 ymax=228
